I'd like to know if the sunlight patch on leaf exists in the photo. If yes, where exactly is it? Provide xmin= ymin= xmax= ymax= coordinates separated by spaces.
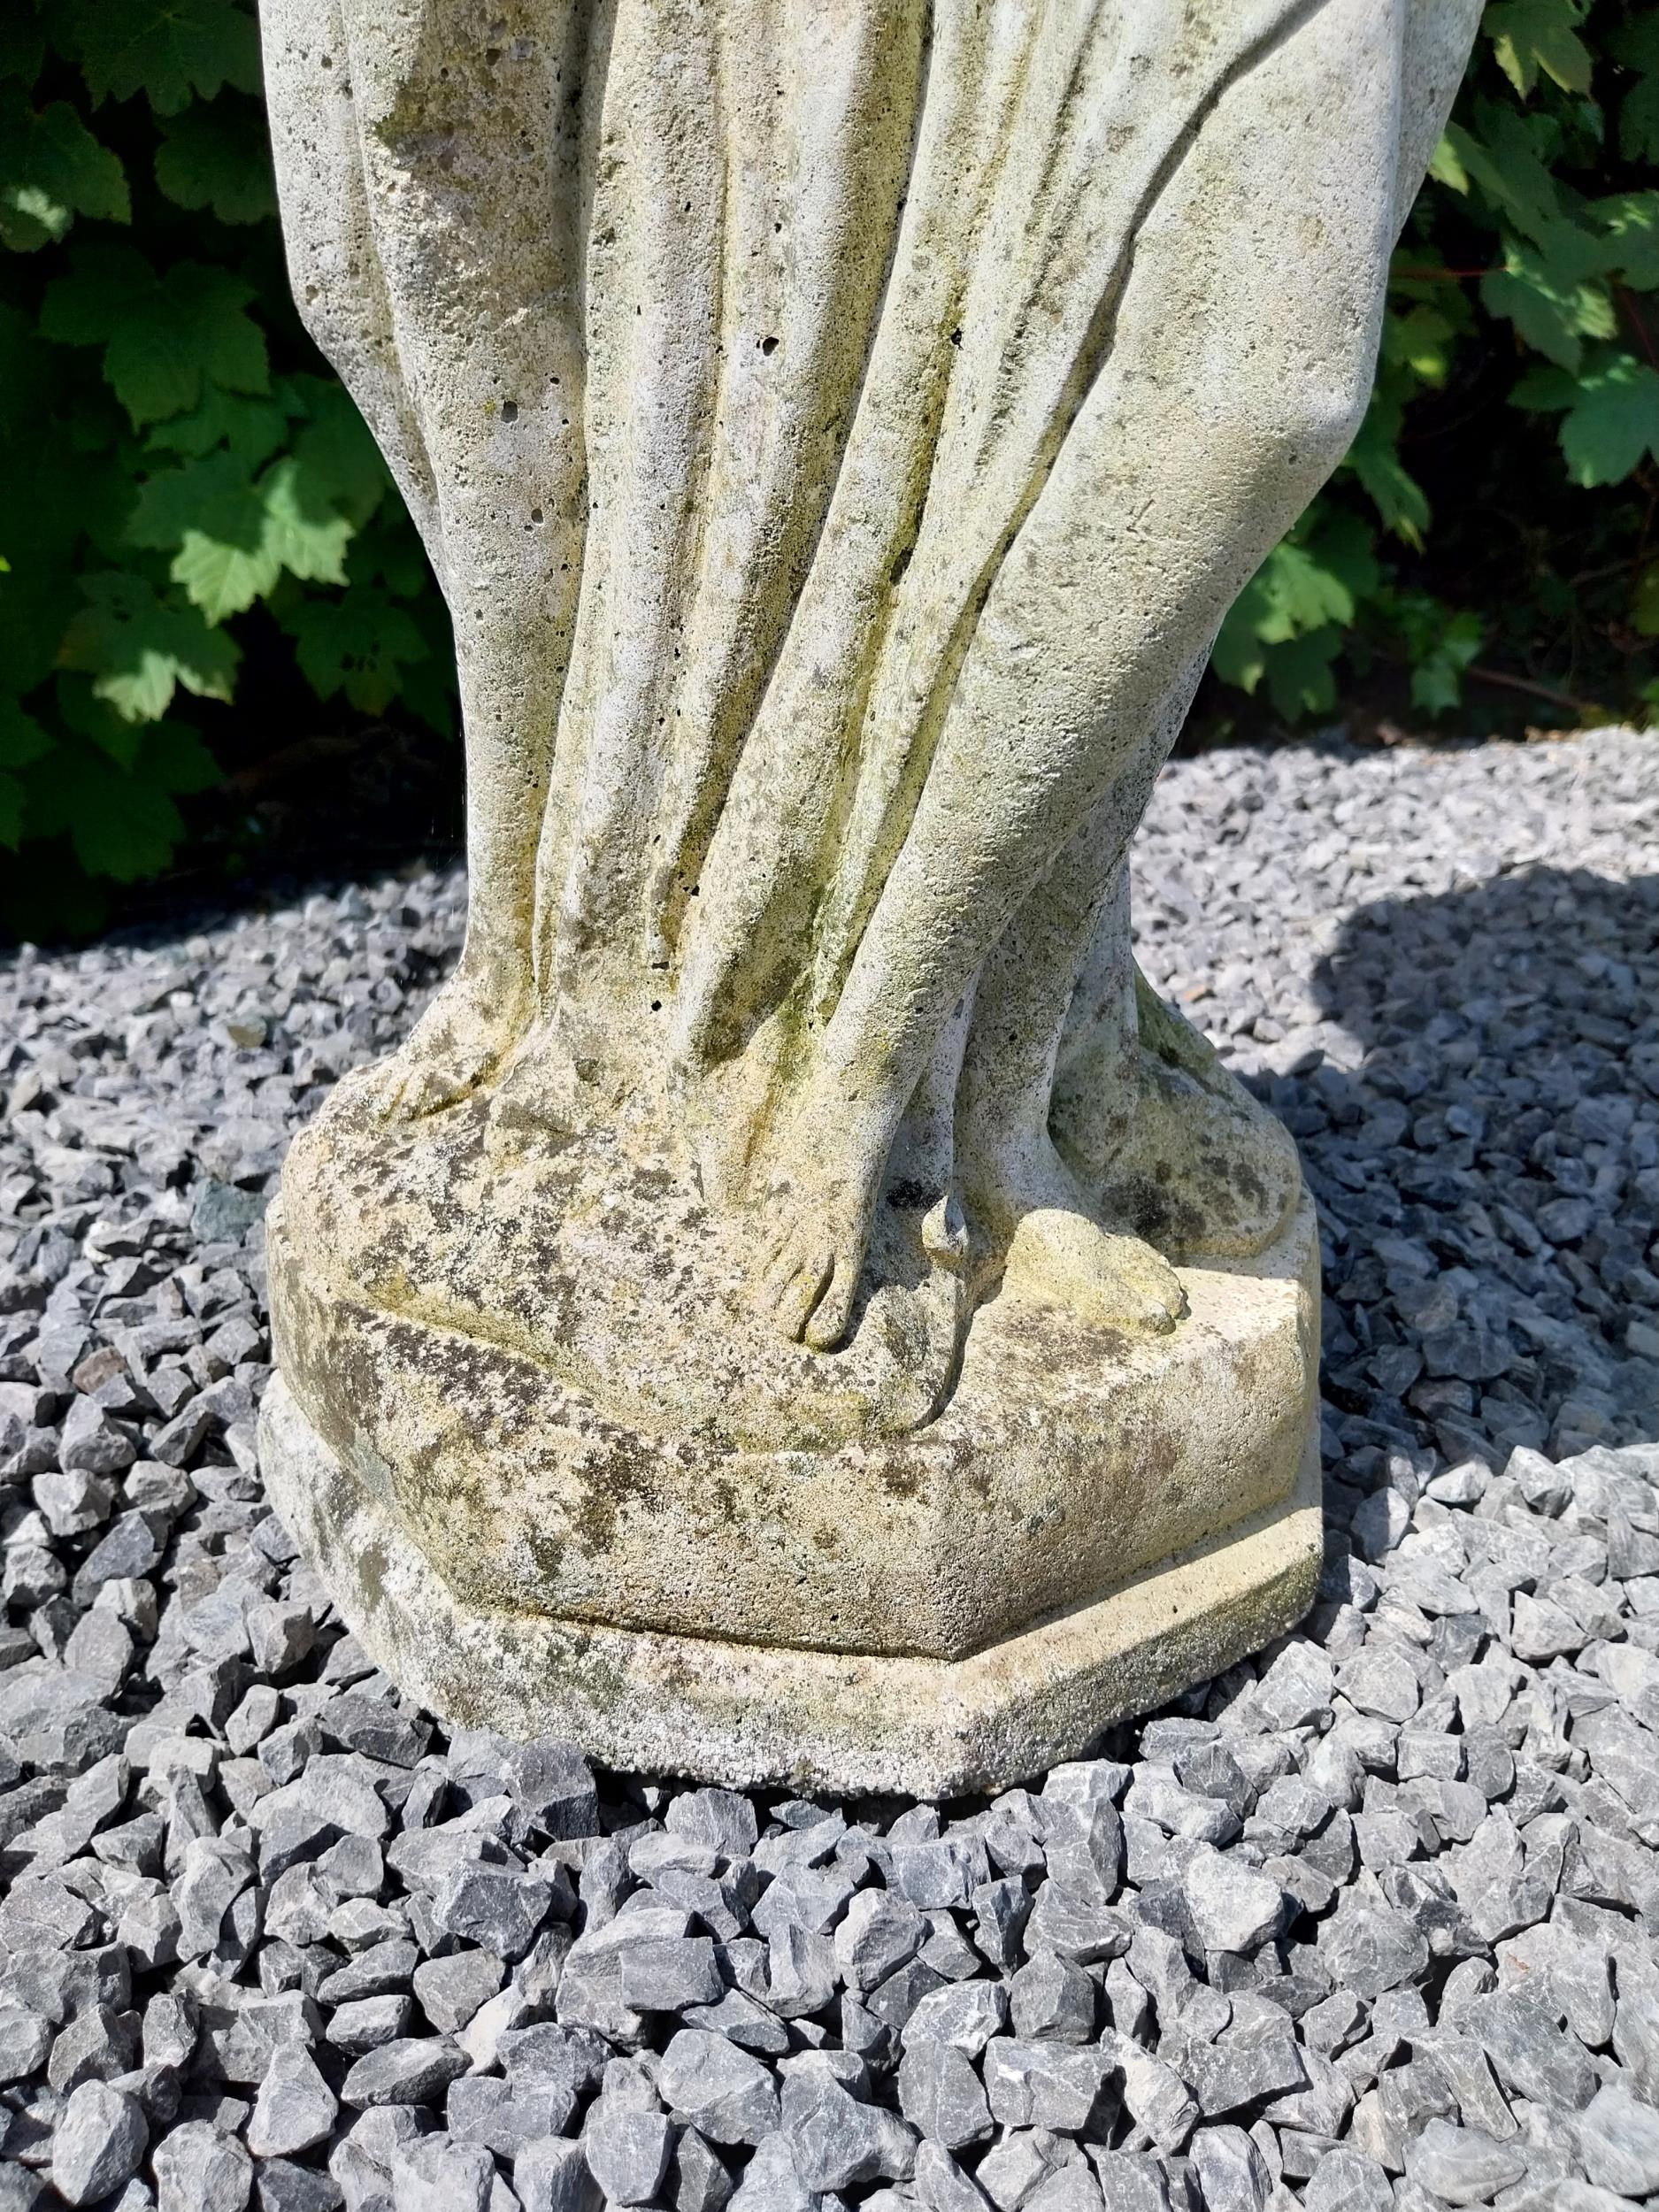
xmin=58 ymin=570 xmax=241 ymax=719
xmin=1555 ymin=355 xmax=1659 ymax=485
xmin=1486 ymin=0 xmax=1594 ymax=99
xmin=0 ymin=90 xmax=128 ymax=250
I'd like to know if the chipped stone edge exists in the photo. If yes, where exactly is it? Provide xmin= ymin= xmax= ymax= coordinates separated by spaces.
xmin=257 ymin=1374 xmax=1322 ymax=1798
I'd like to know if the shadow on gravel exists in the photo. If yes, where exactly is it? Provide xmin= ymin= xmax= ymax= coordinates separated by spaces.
xmin=1259 ymin=864 xmax=1658 ymax=1489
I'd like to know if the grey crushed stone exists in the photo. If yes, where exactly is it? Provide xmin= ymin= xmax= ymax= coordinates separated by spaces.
xmin=0 ymin=726 xmax=1656 ymax=2208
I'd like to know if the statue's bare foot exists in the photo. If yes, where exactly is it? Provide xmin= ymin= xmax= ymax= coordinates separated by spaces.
xmin=762 ymin=1160 xmax=882 ymax=1352
xmin=967 ymin=1132 xmax=1187 ymax=1334
xmin=374 ymin=964 xmax=528 ymax=1122
xmin=758 ymin=1083 xmax=913 ymax=1351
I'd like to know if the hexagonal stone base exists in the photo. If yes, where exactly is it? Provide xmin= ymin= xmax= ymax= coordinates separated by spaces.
xmin=257 ymin=1372 xmax=1320 ymax=1796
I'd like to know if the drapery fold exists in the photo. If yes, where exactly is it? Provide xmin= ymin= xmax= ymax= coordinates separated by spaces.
xmin=504 ymin=0 xmax=1314 ymax=1151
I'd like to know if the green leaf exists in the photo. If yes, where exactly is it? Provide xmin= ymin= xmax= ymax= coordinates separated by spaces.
xmin=52 ymin=672 xmax=145 ymax=768
xmin=350 ymin=510 xmax=439 ymax=601
xmin=1259 ymin=541 xmax=1358 ymax=638
xmin=1428 ymin=133 xmax=1470 ymax=193
xmin=126 ymin=447 xmax=260 ymax=551
xmin=167 ymin=526 xmax=279 ymax=620
xmin=1210 ymin=508 xmax=1384 ymax=721
xmin=1343 ymin=407 xmax=1432 ymax=547
xmin=1609 ymin=12 xmax=1659 ymax=74
xmin=1481 ymin=235 xmax=1617 ymax=370
xmin=1605 ymin=12 xmax=1659 ymax=157
xmin=1447 ymin=109 xmax=1569 ymax=245
xmin=1622 ymin=73 xmax=1659 ymax=162
xmin=1381 ymin=302 xmax=1460 ymax=388
xmin=59 ymin=748 xmax=188 ymax=878
xmin=140 ymin=719 xmax=219 ymax=794
xmin=0 ymin=695 xmax=50 ymax=769
xmin=1260 ymin=627 xmax=1343 ymax=722
xmin=1594 ymin=190 xmax=1659 ymax=289
xmin=1223 ymin=541 xmax=1347 ymax=651
xmin=155 ymin=96 xmax=275 ymax=223
xmin=40 ymin=242 xmax=268 ymax=424
xmin=281 ymin=587 xmax=428 ymax=714
xmin=133 ymin=449 xmax=352 ymax=618
xmin=58 ymin=570 xmax=241 ymax=718
xmin=284 ymin=376 xmax=392 ymax=527
xmin=1555 ymin=354 xmax=1659 ymax=485
xmin=145 ymin=385 xmax=288 ymax=465
xmin=0 ymin=89 xmax=129 ymax=250
xmin=1509 ymin=360 xmax=1579 ymax=411
xmin=1394 ymin=603 xmax=1485 ymax=716
xmin=1632 ymin=560 xmax=1659 ymax=637
xmin=70 ymin=0 xmax=261 ymax=117
xmin=256 ymin=456 xmax=354 ymax=587
xmin=1486 ymin=0 xmax=1594 ymax=97
xmin=0 ymin=300 xmax=46 ymax=430
xmin=0 ymin=12 xmax=46 ymax=84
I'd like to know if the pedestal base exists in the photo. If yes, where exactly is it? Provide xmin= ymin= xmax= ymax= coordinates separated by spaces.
xmin=257 ymin=1373 xmax=1321 ymax=1796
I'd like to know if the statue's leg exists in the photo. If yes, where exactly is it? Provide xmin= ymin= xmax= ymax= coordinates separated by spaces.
xmin=763 ymin=0 xmax=1400 ymax=1348
xmin=334 ymin=0 xmax=591 ymax=1118
xmin=951 ymin=653 xmax=1208 ymax=1334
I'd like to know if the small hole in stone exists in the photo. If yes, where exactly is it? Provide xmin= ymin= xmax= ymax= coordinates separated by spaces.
xmin=650 ymin=1000 xmax=663 ymax=1013
xmin=759 ymin=334 xmax=779 ymax=356
xmin=501 ymin=401 xmax=518 ymax=423
xmin=949 ymin=327 xmax=962 ymax=347
xmin=530 ymin=506 xmax=543 ymax=523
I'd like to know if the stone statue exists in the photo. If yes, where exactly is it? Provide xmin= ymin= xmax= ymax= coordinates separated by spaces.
xmin=257 ymin=0 xmax=1480 ymax=1793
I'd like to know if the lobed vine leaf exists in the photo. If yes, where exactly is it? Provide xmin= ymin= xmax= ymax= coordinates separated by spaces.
xmin=0 ymin=90 xmax=128 ymax=251
xmin=155 ymin=95 xmax=276 ymax=223
xmin=70 ymin=0 xmax=261 ymax=117
xmin=40 ymin=243 xmax=268 ymax=424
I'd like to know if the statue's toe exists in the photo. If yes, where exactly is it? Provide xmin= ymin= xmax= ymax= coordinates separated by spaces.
xmin=764 ymin=1225 xmax=833 ymax=1344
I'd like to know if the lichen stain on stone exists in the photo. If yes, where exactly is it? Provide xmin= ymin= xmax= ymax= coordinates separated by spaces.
xmin=357 ymin=1538 xmax=390 ymax=1612
xmin=273 ymin=1056 xmax=1322 ymax=1660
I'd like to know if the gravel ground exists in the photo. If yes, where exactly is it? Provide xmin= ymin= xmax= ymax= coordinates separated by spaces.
xmin=1 ymin=725 xmax=1656 ymax=2212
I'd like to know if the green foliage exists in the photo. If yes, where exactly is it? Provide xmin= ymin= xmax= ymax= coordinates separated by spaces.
xmin=0 ymin=0 xmax=1655 ymax=924
xmin=0 ymin=0 xmax=451 ymax=931
xmin=1224 ymin=0 xmax=1659 ymax=729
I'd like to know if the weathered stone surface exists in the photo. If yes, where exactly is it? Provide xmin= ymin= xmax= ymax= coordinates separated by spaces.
xmin=248 ymin=0 xmax=1479 ymax=1782
xmin=260 ymin=1377 xmax=1322 ymax=1796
